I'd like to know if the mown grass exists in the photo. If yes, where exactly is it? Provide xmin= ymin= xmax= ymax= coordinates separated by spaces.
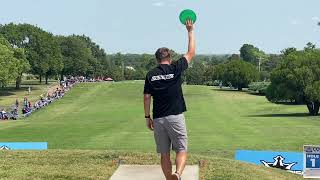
xmin=0 ymin=81 xmax=319 ymax=179
xmin=0 ymin=150 xmax=303 ymax=180
xmin=0 ymin=81 xmax=319 ymax=155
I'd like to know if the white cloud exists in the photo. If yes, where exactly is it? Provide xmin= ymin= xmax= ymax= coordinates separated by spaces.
xmin=312 ymin=16 xmax=320 ymax=21
xmin=152 ymin=2 xmax=165 ymax=7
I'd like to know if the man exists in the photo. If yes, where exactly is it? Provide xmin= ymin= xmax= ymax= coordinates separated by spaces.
xmin=143 ymin=20 xmax=195 ymax=180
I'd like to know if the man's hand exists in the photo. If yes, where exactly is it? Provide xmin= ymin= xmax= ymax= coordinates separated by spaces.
xmin=146 ymin=118 xmax=154 ymax=131
xmin=186 ymin=19 xmax=194 ymax=32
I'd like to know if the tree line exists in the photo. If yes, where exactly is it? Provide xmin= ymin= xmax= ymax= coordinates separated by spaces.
xmin=1 ymin=23 xmax=319 ymax=115
xmin=0 ymin=23 xmax=131 ymax=87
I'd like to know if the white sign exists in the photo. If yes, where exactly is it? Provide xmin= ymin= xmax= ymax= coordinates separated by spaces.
xmin=304 ymin=145 xmax=320 ymax=178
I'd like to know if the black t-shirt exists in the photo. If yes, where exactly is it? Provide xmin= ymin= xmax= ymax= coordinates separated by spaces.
xmin=144 ymin=57 xmax=189 ymax=119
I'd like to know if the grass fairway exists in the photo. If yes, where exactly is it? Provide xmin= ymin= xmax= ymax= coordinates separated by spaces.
xmin=0 ymin=81 xmax=319 ymax=179
xmin=0 ymin=150 xmax=303 ymax=179
xmin=0 ymin=81 xmax=319 ymax=155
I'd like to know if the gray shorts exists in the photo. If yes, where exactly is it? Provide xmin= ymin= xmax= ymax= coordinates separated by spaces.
xmin=153 ymin=114 xmax=188 ymax=153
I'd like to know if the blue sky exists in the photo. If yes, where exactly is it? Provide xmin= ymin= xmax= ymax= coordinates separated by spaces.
xmin=1 ymin=0 xmax=319 ymax=54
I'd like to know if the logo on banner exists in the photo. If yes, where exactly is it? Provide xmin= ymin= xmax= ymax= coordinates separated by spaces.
xmin=305 ymin=147 xmax=313 ymax=153
xmin=261 ymin=155 xmax=302 ymax=174
xmin=0 ymin=145 xmax=11 ymax=150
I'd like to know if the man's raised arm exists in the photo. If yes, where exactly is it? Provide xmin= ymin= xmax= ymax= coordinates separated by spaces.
xmin=184 ymin=19 xmax=195 ymax=63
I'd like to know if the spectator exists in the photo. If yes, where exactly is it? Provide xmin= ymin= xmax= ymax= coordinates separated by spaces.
xmin=10 ymin=107 xmax=18 ymax=120
xmin=23 ymin=97 xmax=28 ymax=107
xmin=1 ymin=109 xmax=8 ymax=120
xmin=15 ymin=99 xmax=19 ymax=108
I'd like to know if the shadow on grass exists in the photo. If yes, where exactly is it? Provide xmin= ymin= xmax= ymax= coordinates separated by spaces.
xmin=21 ymin=83 xmax=50 ymax=86
xmin=246 ymin=92 xmax=266 ymax=96
xmin=21 ymin=80 xmax=56 ymax=86
xmin=273 ymin=102 xmax=304 ymax=106
xmin=247 ymin=113 xmax=310 ymax=118
xmin=0 ymin=86 xmax=41 ymax=97
xmin=0 ymin=91 xmax=15 ymax=96
xmin=212 ymin=88 xmax=241 ymax=92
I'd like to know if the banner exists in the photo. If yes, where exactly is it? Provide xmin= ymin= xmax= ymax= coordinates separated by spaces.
xmin=235 ymin=150 xmax=303 ymax=175
xmin=0 ymin=142 xmax=48 ymax=150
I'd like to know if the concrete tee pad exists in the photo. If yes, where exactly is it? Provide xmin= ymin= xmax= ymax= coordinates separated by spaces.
xmin=110 ymin=165 xmax=199 ymax=180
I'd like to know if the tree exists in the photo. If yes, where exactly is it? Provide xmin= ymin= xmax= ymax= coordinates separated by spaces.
xmin=0 ymin=23 xmax=63 ymax=84
xmin=27 ymin=30 xmax=63 ymax=84
xmin=214 ymin=59 xmax=259 ymax=90
xmin=204 ymin=65 xmax=215 ymax=83
xmin=75 ymin=35 xmax=106 ymax=77
xmin=13 ymin=48 xmax=30 ymax=88
xmin=266 ymin=45 xmax=320 ymax=116
xmin=42 ymin=34 xmax=63 ymax=84
xmin=0 ymin=23 xmax=30 ymax=87
xmin=240 ymin=44 xmax=268 ymax=66
xmin=0 ymin=36 xmax=24 ymax=87
xmin=57 ymin=35 xmax=94 ymax=77
xmin=228 ymin=54 xmax=241 ymax=61
xmin=280 ymin=47 xmax=297 ymax=56
xmin=114 ymin=53 xmax=125 ymax=80
xmin=133 ymin=68 xmax=147 ymax=80
xmin=259 ymin=54 xmax=281 ymax=81
xmin=185 ymin=61 xmax=206 ymax=85
xmin=124 ymin=68 xmax=135 ymax=80
xmin=304 ymin=42 xmax=316 ymax=51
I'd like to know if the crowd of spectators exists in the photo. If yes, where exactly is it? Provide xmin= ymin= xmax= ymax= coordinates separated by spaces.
xmin=0 ymin=76 xmax=84 ymax=120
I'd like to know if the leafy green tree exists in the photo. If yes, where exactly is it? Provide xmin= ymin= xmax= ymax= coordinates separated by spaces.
xmin=240 ymin=44 xmax=267 ymax=65
xmin=124 ymin=68 xmax=135 ymax=80
xmin=228 ymin=54 xmax=241 ymax=61
xmin=248 ymin=81 xmax=270 ymax=95
xmin=57 ymin=35 xmax=94 ymax=77
xmin=13 ymin=48 xmax=30 ymax=88
xmin=133 ymin=68 xmax=147 ymax=80
xmin=204 ymin=65 xmax=215 ymax=83
xmin=215 ymin=60 xmax=259 ymax=90
xmin=27 ymin=31 xmax=63 ymax=84
xmin=140 ymin=54 xmax=157 ymax=70
xmin=0 ymin=23 xmax=63 ymax=84
xmin=258 ymin=54 xmax=281 ymax=81
xmin=266 ymin=46 xmax=320 ymax=115
xmin=75 ymin=35 xmax=106 ymax=77
xmin=304 ymin=42 xmax=316 ymax=51
xmin=114 ymin=53 xmax=125 ymax=80
xmin=0 ymin=23 xmax=31 ymax=87
xmin=107 ymin=65 xmax=123 ymax=81
xmin=185 ymin=61 xmax=206 ymax=85
xmin=0 ymin=36 xmax=23 ymax=87
xmin=280 ymin=47 xmax=297 ymax=56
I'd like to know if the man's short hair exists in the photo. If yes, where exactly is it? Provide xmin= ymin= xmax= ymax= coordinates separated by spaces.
xmin=155 ymin=47 xmax=171 ymax=63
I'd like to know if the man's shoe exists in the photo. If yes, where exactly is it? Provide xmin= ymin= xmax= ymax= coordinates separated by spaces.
xmin=171 ymin=172 xmax=181 ymax=180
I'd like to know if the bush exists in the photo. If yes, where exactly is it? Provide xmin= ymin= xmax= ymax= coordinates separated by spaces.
xmin=204 ymin=81 xmax=213 ymax=86
xmin=213 ymin=80 xmax=220 ymax=86
xmin=248 ymin=81 xmax=270 ymax=95
xmin=214 ymin=60 xmax=259 ymax=91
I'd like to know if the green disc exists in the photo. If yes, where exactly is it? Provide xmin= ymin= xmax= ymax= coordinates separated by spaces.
xmin=179 ymin=9 xmax=197 ymax=25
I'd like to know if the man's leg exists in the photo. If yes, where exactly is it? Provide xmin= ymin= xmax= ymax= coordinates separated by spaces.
xmin=166 ymin=114 xmax=188 ymax=178
xmin=161 ymin=153 xmax=172 ymax=180
xmin=153 ymin=118 xmax=172 ymax=180
xmin=175 ymin=151 xmax=187 ymax=176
